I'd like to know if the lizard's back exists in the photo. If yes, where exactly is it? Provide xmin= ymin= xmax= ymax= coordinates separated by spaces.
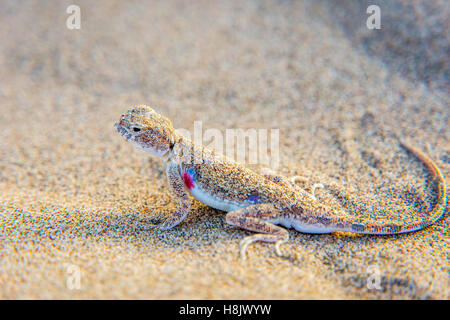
xmin=176 ymin=140 xmax=302 ymax=212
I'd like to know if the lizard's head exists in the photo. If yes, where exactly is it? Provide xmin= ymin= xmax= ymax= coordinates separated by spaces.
xmin=115 ymin=105 xmax=177 ymax=157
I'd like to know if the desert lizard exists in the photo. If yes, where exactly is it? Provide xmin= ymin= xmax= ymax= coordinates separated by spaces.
xmin=115 ymin=105 xmax=447 ymax=257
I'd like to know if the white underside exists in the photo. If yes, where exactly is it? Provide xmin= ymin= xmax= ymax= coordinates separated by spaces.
xmin=188 ymin=185 xmax=245 ymax=212
xmin=271 ymin=217 xmax=336 ymax=233
xmin=188 ymin=186 xmax=337 ymax=234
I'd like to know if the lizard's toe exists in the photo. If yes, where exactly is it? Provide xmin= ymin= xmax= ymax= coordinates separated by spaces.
xmin=157 ymin=219 xmax=178 ymax=230
xmin=274 ymin=239 xmax=288 ymax=258
xmin=138 ymin=218 xmax=161 ymax=231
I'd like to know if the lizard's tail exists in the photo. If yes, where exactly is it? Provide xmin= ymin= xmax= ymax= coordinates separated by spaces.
xmin=344 ymin=142 xmax=447 ymax=235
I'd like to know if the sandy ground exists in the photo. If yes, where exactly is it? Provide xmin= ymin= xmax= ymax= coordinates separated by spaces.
xmin=0 ymin=0 xmax=448 ymax=299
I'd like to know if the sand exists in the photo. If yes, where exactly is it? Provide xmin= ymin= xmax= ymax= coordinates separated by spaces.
xmin=0 ymin=0 xmax=448 ymax=299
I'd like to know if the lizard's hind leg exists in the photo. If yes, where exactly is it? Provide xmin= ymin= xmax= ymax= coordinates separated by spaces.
xmin=291 ymin=176 xmax=325 ymax=200
xmin=261 ymin=168 xmax=322 ymax=200
xmin=225 ymin=204 xmax=289 ymax=259
xmin=261 ymin=168 xmax=308 ymax=189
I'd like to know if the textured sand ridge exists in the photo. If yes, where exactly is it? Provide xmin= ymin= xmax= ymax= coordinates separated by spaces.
xmin=0 ymin=0 xmax=448 ymax=299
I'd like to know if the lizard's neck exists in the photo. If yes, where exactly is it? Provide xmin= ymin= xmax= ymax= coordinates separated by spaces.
xmin=167 ymin=134 xmax=209 ymax=165
xmin=164 ymin=133 xmax=188 ymax=162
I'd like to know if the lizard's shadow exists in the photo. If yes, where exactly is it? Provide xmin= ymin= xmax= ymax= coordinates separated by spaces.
xmin=72 ymin=202 xmax=230 ymax=249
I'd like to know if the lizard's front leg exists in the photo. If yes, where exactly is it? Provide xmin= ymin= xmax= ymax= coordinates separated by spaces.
xmin=158 ymin=160 xmax=191 ymax=230
xmin=225 ymin=203 xmax=289 ymax=258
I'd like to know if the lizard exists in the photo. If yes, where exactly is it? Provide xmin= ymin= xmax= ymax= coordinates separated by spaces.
xmin=114 ymin=105 xmax=447 ymax=258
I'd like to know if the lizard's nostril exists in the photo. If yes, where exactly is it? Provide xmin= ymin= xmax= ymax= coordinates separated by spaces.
xmin=115 ymin=119 xmax=127 ymax=128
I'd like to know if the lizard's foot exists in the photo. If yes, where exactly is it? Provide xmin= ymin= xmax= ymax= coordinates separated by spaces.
xmin=139 ymin=209 xmax=188 ymax=231
xmin=137 ymin=216 xmax=165 ymax=231
xmin=239 ymin=234 xmax=288 ymax=259
xmin=291 ymin=176 xmax=325 ymax=200
xmin=158 ymin=222 xmax=174 ymax=230
xmin=226 ymin=204 xmax=289 ymax=259
xmin=143 ymin=217 xmax=167 ymax=230
xmin=157 ymin=212 xmax=185 ymax=230
xmin=311 ymin=183 xmax=325 ymax=200
xmin=261 ymin=170 xmax=326 ymax=201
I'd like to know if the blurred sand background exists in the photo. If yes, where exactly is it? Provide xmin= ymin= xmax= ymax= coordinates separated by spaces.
xmin=0 ymin=0 xmax=448 ymax=299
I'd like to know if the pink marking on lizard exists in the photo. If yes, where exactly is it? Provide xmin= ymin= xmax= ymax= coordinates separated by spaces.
xmin=182 ymin=171 xmax=195 ymax=190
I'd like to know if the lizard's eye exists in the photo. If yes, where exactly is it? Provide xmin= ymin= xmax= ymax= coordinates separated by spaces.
xmin=131 ymin=126 xmax=141 ymax=133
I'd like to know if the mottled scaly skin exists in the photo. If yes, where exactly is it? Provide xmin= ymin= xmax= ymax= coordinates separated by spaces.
xmin=115 ymin=105 xmax=447 ymax=257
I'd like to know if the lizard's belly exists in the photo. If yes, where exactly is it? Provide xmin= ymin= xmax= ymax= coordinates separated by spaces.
xmin=271 ymin=217 xmax=335 ymax=233
xmin=190 ymin=186 xmax=335 ymax=233
xmin=182 ymin=168 xmax=251 ymax=212
xmin=188 ymin=184 xmax=247 ymax=212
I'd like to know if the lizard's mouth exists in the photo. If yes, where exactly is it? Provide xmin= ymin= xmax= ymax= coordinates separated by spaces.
xmin=114 ymin=122 xmax=133 ymax=141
